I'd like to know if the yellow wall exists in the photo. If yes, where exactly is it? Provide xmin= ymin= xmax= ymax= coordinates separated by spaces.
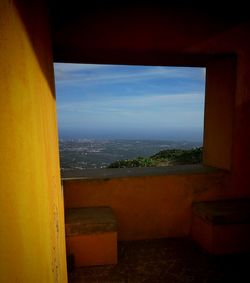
xmin=0 ymin=1 xmax=67 ymax=282
xmin=63 ymin=169 xmax=231 ymax=241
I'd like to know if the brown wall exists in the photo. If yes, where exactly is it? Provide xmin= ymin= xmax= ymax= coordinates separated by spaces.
xmin=63 ymin=169 xmax=230 ymax=241
xmin=203 ymin=57 xmax=236 ymax=170
xmin=232 ymin=50 xmax=250 ymax=195
xmin=60 ymin=16 xmax=250 ymax=242
xmin=53 ymin=9 xmax=250 ymax=197
xmin=188 ymin=23 xmax=250 ymax=196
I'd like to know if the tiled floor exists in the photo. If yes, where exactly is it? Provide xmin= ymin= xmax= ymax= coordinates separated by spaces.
xmin=68 ymin=238 xmax=250 ymax=283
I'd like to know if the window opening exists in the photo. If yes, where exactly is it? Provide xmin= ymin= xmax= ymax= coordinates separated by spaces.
xmin=54 ymin=63 xmax=205 ymax=173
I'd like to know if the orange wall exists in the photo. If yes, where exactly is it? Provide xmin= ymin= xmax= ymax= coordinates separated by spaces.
xmin=0 ymin=1 xmax=67 ymax=282
xmin=63 ymin=170 xmax=230 ymax=240
xmin=188 ymin=24 xmax=250 ymax=196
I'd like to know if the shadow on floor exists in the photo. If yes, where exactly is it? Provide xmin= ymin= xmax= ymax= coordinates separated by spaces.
xmin=68 ymin=238 xmax=250 ymax=283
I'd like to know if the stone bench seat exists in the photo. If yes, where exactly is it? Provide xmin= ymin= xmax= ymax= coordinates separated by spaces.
xmin=65 ymin=206 xmax=118 ymax=267
xmin=192 ymin=199 xmax=250 ymax=225
xmin=65 ymin=206 xmax=117 ymax=235
xmin=191 ymin=199 xmax=250 ymax=254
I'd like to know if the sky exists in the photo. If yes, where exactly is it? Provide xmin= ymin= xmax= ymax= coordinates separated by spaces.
xmin=54 ymin=63 xmax=205 ymax=141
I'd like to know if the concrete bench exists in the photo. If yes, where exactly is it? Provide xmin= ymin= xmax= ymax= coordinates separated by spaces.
xmin=191 ymin=199 xmax=250 ymax=254
xmin=65 ymin=206 xmax=118 ymax=267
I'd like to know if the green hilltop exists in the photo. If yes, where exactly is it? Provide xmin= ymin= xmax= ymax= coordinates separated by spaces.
xmin=108 ymin=147 xmax=203 ymax=168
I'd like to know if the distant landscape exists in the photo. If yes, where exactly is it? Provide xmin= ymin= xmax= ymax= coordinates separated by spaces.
xmin=59 ymin=139 xmax=202 ymax=172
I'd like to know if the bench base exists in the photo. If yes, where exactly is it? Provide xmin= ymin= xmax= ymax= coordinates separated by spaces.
xmin=191 ymin=213 xmax=250 ymax=254
xmin=66 ymin=231 xmax=117 ymax=266
xmin=65 ymin=207 xmax=118 ymax=267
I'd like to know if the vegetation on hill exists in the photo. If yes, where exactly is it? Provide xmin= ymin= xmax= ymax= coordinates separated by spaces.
xmin=108 ymin=147 xmax=203 ymax=168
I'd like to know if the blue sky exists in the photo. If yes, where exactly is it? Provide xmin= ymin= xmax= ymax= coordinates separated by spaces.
xmin=54 ymin=63 xmax=205 ymax=141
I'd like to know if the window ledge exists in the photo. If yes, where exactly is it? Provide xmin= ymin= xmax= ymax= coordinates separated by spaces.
xmin=61 ymin=164 xmax=227 ymax=180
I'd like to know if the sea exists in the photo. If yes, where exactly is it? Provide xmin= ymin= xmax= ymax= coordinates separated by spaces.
xmin=59 ymin=139 xmax=202 ymax=172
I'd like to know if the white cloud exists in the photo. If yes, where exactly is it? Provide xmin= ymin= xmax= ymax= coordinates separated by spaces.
xmin=54 ymin=63 xmax=205 ymax=85
xmin=57 ymin=92 xmax=203 ymax=111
